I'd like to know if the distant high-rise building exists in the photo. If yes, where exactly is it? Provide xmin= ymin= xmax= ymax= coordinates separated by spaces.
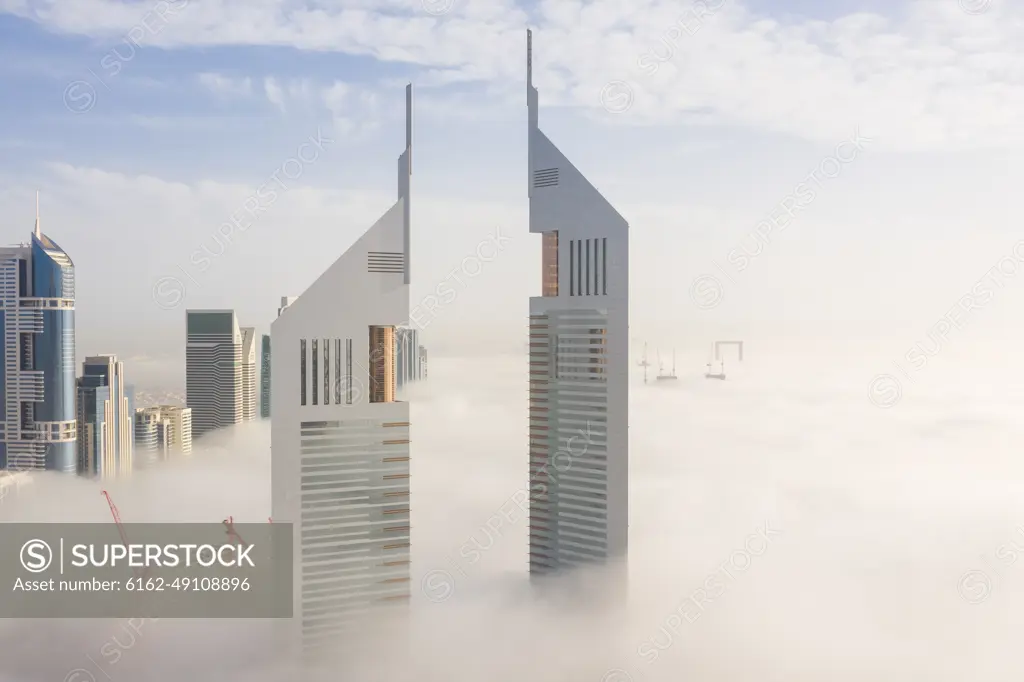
xmin=133 ymin=410 xmax=160 ymax=467
xmin=526 ymin=30 xmax=629 ymax=576
xmin=418 ymin=346 xmax=427 ymax=379
xmin=186 ymin=310 xmax=242 ymax=439
xmin=395 ymin=327 xmax=421 ymax=389
xmin=76 ymin=355 xmax=134 ymax=478
xmin=135 ymin=405 xmax=192 ymax=461
xmin=0 ymin=198 xmax=77 ymax=472
xmin=260 ymin=334 xmax=271 ymax=418
xmin=260 ymin=298 xmax=293 ymax=420
xmin=241 ymin=327 xmax=258 ymax=421
xmin=272 ymin=84 xmax=413 ymax=655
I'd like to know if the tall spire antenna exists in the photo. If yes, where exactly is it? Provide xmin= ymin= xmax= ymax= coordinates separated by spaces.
xmin=399 ymin=83 xmax=413 ymax=285
xmin=34 ymin=191 xmax=40 ymax=238
xmin=526 ymin=29 xmax=538 ymax=196
xmin=405 ymin=83 xmax=413 ymax=176
xmin=526 ymin=28 xmax=533 ymax=90
xmin=526 ymin=28 xmax=537 ymax=122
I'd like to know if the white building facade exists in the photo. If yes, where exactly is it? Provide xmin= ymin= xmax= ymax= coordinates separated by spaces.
xmin=272 ymin=85 xmax=413 ymax=656
xmin=526 ymin=30 xmax=629 ymax=577
xmin=185 ymin=310 xmax=242 ymax=439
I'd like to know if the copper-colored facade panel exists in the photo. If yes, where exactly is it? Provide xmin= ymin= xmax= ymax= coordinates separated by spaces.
xmin=589 ymin=327 xmax=606 ymax=376
xmin=542 ymin=231 xmax=558 ymax=296
xmin=369 ymin=325 xmax=396 ymax=402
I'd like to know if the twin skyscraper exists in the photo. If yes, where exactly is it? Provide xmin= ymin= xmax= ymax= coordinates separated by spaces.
xmin=270 ymin=30 xmax=630 ymax=655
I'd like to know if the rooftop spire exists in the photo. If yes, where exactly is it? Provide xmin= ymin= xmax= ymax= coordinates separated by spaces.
xmin=527 ymin=28 xmax=532 ymax=90
xmin=34 ymin=191 xmax=40 ymax=238
xmin=406 ymin=83 xmax=413 ymax=176
xmin=399 ymin=83 xmax=413 ymax=285
xmin=527 ymin=29 xmax=539 ymax=197
xmin=526 ymin=29 xmax=538 ymax=128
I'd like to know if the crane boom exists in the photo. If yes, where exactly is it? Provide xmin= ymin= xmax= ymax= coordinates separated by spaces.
xmin=222 ymin=516 xmax=274 ymax=548
xmin=101 ymin=490 xmax=131 ymax=549
xmin=223 ymin=516 xmax=248 ymax=548
xmin=101 ymin=490 xmax=149 ymax=579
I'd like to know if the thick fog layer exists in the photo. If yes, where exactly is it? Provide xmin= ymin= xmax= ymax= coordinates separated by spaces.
xmin=3 ymin=348 xmax=1024 ymax=681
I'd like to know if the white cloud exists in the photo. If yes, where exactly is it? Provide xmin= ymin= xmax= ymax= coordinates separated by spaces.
xmin=3 ymin=0 xmax=1023 ymax=149
xmin=262 ymin=75 xmax=287 ymax=111
xmin=197 ymin=71 xmax=252 ymax=97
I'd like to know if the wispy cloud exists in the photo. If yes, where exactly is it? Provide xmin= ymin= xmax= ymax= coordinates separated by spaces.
xmin=4 ymin=0 xmax=1021 ymax=148
xmin=197 ymin=72 xmax=252 ymax=98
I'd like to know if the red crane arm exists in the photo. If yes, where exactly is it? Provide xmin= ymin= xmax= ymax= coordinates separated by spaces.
xmin=101 ymin=490 xmax=131 ymax=549
xmin=223 ymin=516 xmax=248 ymax=548
xmin=101 ymin=490 xmax=149 ymax=579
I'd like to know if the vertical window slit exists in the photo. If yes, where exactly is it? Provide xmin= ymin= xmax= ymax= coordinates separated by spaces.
xmin=299 ymin=340 xmax=307 ymax=406
xmin=602 ymin=237 xmax=607 ymax=295
xmin=586 ymin=239 xmax=591 ymax=295
xmin=577 ymin=240 xmax=582 ymax=296
xmin=334 ymin=340 xmax=341 ymax=404
xmin=311 ymin=340 xmax=318 ymax=405
xmin=345 ymin=339 xmax=353 ymax=404
xmin=569 ymin=240 xmax=575 ymax=296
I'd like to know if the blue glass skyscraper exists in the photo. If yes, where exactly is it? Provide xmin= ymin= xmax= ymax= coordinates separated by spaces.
xmin=0 ymin=199 xmax=77 ymax=472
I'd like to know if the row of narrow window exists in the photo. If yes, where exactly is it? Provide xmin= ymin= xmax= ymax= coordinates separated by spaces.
xmin=551 ymin=328 xmax=608 ymax=381
xmin=568 ymin=238 xmax=607 ymax=296
xmin=299 ymin=339 xmax=353 ymax=406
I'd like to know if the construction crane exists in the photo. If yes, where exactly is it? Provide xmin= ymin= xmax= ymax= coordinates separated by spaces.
xmin=101 ymin=490 xmax=150 ymax=579
xmin=714 ymin=340 xmax=744 ymax=362
xmin=223 ymin=515 xmax=274 ymax=548
xmin=705 ymin=360 xmax=726 ymax=380
xmin=637 ymin=342 xmax=652 ymax=383
xmin=101 ymin=491 xmax=133 ymax=554
xmin=656 ymin=349 xmax=677 ymax=381
xmin=104 ymin=490 xmax=270 ymax=569
xmin=223 ymin=516 xmax=249 ymax=548
xmin=705 ymin=340 xmax=742 ymax=380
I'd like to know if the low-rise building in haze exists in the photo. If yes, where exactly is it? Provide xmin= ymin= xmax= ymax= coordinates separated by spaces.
xmin=134 ymin=405 xmax=192 ymax=464
xmin=133 ymin=409 xmax=160 ymax=467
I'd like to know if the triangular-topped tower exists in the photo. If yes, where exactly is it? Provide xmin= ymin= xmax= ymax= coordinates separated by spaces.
xmin=526 ymin=30 xmax=630 ymax=579
xmin=272 ymin=84 xmax=413 ymax=659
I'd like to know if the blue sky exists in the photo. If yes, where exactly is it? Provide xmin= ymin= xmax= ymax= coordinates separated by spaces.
xmin=1 ymin=0 xmax=1023 ymax=375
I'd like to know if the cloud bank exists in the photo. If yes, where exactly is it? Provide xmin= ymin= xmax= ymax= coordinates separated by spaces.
xmin=3 ymin=351 xmax=1024 ymax=680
